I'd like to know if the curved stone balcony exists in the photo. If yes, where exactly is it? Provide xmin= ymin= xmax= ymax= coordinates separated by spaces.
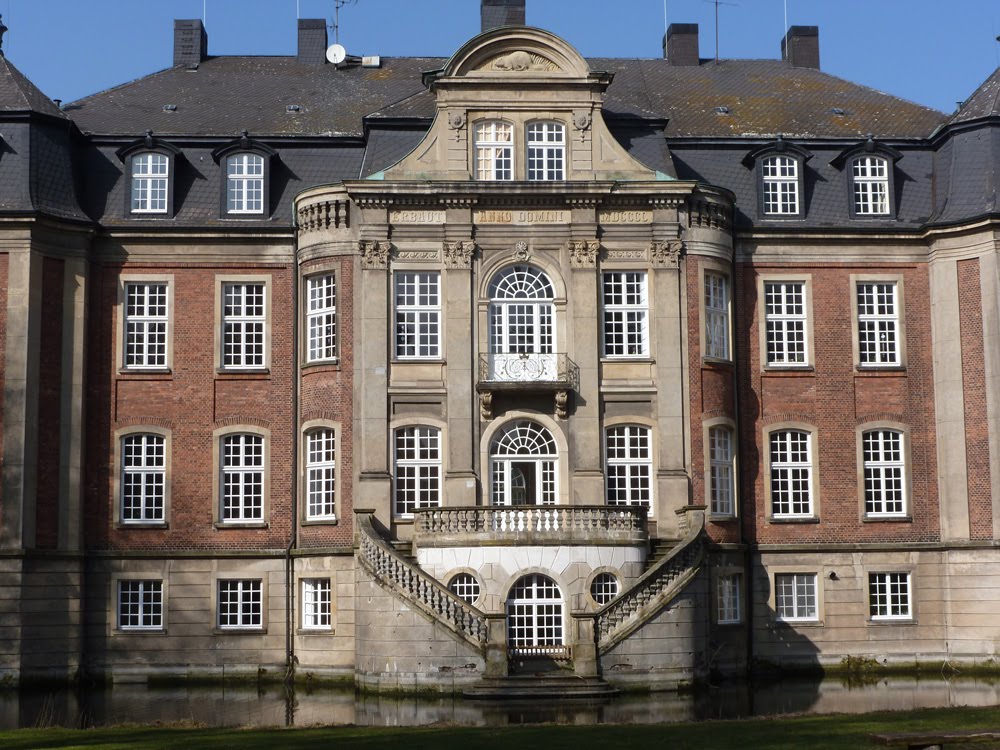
xmin=477 ymin=352 xmax=579 ymax=419
xmin=412 ymin=505 xmax=648 ymax=548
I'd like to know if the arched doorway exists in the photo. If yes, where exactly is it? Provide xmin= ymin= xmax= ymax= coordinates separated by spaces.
xmin=490 ymin=420 xmax=558 ymax=506
xmin=506 ymin=573 xmax=566 ymax=658
xmin=487 ymin=264 xmax=556 ymax=382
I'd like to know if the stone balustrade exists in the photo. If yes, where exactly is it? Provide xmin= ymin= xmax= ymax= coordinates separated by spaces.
xmin=412 ymin=505 xmax=648 ymax=547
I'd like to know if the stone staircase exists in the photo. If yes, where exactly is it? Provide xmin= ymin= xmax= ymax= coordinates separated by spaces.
xmin=463 ymin=674 xmax=618 ymax=699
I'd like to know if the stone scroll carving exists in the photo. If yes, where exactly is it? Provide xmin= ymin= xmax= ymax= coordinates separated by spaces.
xmin=567 ymin=240 xmax=601 ymax=268
xmin=359 ymin=240 xmax=392 ymax=270
xmin=513 ymin=241 xmax=530 ymax=262
xmin=648 ymin=240 xmax=684 ymax=269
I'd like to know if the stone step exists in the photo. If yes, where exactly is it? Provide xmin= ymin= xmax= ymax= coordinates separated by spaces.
xmin=463 ymin=676 xmax=618 ymax=699
xmin=391 ymin=540 xmax=416 ymax=564
xmin=646 ymin=538 xmax=677 ymax=568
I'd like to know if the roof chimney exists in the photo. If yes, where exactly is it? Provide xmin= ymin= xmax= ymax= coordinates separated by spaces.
xmin=481 ymin=0 xmax=526 ymax=33
xmin=781 ymin=26 xmax=819 ymax=69
xmin=297 ymin=19 xmax=328 ymax=65
xmin=663 ymin=23 xmax=699 ymax=65
xmin=173 ymin=19 xmax=207 ymax=67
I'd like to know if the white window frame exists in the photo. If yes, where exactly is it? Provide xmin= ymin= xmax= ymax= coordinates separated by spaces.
xmin=120 ymin=433 xmax=167 ymax=524
xmin=301 ymin=578 xmax=332 ymax=630
xmin=708 ymin=425 xmax=735 ymax=517
xmin=862 ymin=429 xmax=906 ymax=518
xmin=506 ymin=574 xmax=565 ymax=653
xmin=306 ymin=274 xmax=336 ymax=363
xmin=704 ymin=271 xmax=730 ymax=360
xmin=589 ymin=572 xmax=620 ymax=606
xmin=717 ymin=573 xmax=742 ymax=624
xmin=474 ymin=120 xmax=513 ymax=181
xmin=605 ymin=424 xmax=653 ymax=515
xmin=394 ymin=271 xmax=441 ymax=359
xmin=761 ymin=155 xmax=800 ymax=216
xmin=769 ymin=429 xmax=813 ymax=518
xmin=221 ymin=281 xmax=266 ymax=370
xmin=868 ymin=572 xmax=912 ymax=621
xmin=774 ymin=573 xmax=818 ymax=622
xmin=131 ymin=152 xmax=169 ymax=214
xmin=602 ymin=272 xmax=649 ymax=358
xmin=118 ymin=579 xmax=164 ymax=631
xmin=490 ymin=419 xmax=559 ymax=507
xmin=305 ymin=428 xmax=336 ymax=521
xmin=764 ymin=280 xmax=808 ymax=367
xmin=220 ymin=433 xmax=265 ymax=523
xmin=393 ymin=426 xmax=442 ymax=517
xmin=448 ymin=573 xmax=482 ymax=606
xmin=226 ymin=153 xmax=265 ymax=214
xmin=852 ymin=156 xmax=890 ymax=216
xmin=123 ymin=282 xmax=169 ymax=369
xmin=856 ymin=281 xmax=900 ymax=367
xmin=217 ymin=579 xmax=263 ymax=630
xmin=526 ymin=121 xmax=565 ymax=181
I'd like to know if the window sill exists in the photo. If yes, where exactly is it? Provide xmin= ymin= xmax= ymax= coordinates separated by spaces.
xmin=702 ymin=357 xmax=733 ymax=368
xmin=392 ymin=358 xmax=446 ymax=365
xmin=855 ymin=366 xmax=906 ymax=375
xmin=863 ymin=515 xmax=912 ymax=523
xmin=762 ymin=365 xmax=814 ymax=374
xmin=302 ymin=518 xmax=339 ymax=527
xmin=215 ymin=369 xmax=270 ymax=379
xmin=708 ymin=514 xmax=738 ymax=523
xmin=117 ymin=369 xmax=173 ymax=379
xmin=774 ymin=619 xmax=823 ymax=627
xmin=116 ymin=522 xmax=169 ymax=530
xmin=214 ymin=522 xmax=269 ymax=530
xmin=867 ymin=617 xmax=915 ymax=626
xmin=116 ymin=628 xmax=167 ymax=635
xmin=716 ymin=620 xmax=743 ymax=628
xmin=296 ymin=627 xmax=335 ymax=635
xmin=213 ymin=627 xmax=267 ymax=635
xmin=600 ymin=357 xmax=655 ymax=364
xmin=769 ymin=516 xmax=820 ymax=524
xmin=302 ymin=360 xmax=341 ymax=372
xmin=759 ymin=214 xmax=805 ymax=221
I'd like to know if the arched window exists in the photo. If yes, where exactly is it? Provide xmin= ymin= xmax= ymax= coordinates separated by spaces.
xmin=487 ymin=265 xmax=556 ymax=381
xmin=506 ymin=574 xmax=564 ymax=654
xmin=605 ymin=425 xmax=653 ymax=513
xmin=526 ymin=121 xmax=565 ymax=181
xmin=769 ymin=429 xmax=812 ymax=518
xmin=121 ymin=432 xmax=167 ymax=523
xmin=393 ymin=426 xmax=442 ymax=516
xmin=305 ymin=428 xmax=336 ymax=521
xmin=490 ymin=420 xmax=557 ymax=506
xmin=474 ymin=120 xmax=513 ymax=181
xmin=448 ymin=573 xmax=481 ymax=606
xmin=862 ymin=429 xmax=905 ymax=517
xmin=590 ymin=572 xmax=620 ymax=605
xmin=226 ymin=153 xmax=265 ymax=214
xmin=708 ymin=426 xmax=735 ymax=516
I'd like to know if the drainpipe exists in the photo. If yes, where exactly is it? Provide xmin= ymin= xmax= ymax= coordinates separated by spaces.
xmin=286 ymin=212 xmax=301 ymax=683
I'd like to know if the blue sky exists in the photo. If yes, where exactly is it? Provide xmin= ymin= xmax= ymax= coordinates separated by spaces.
xmin=3 ymin=0 xmax=999 ymax=113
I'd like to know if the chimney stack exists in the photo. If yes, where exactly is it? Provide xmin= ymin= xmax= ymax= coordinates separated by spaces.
xmin=481 ymin=0 xmax=526 ymax=33
xmin=662 ymin=23 xmax=700 ymax=65
xmin=781 ymin=26 xmax=820 ymax=69
xmin=297 ymin=19 xmax=328 ymax=65
xmin=173 ymin=19 xmax=207 ymax=67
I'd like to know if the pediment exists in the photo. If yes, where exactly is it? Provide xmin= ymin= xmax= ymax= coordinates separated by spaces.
xmin=475 ymin=50 xmax=559 ymax=74
xmin=441 ymin=26 xmax=591 ymax=80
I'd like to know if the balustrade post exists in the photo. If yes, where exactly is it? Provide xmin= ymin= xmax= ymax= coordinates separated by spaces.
xmin=572 ymin=614 xmax=599 ymax=678
xmin=484 ymin=614 xmax=509 ymax=678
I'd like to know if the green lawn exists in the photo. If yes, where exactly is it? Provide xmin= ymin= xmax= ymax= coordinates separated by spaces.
xmin=3 ymin=705 xmax=1000 ymax=750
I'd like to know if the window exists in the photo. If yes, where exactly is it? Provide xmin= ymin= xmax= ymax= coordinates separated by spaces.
xmin=449 ymin=573 xmax=481 ymax=606
xmin=717 ymin=573 xmax=742 ymax=624
xmin=118 ymin=580 xmax=163 ymax=630
xmin=131 ymin=153 xmax=169 ymax=214
xmin=221 ymin=434 xmax=264 ymax=523
xmin=393 ymin=426 xmax=442 ymax=516
xmin=590 ymin=573 xmax=620 ymax=606
xmin=306 ymin=274 xmax=336 ymax=362
xmin=121 ymin=433 xmax=166 ymax=523
xmin=774 ymin=573 xmax=817 ymax=621
xmin=490 ymin=420 xmax=558 ymax=506
xmin=222 ymin=282 xmax=266 ymax=369
xmin=761 ymin=155 xmax=800 ymax=215
xmin=857 ymin=282 xmax=899 ymax=366
xmin=605 ymin=425 xmax=653 ymax=513
xmin=704 ymin=272 xmax=730 ymax=360
xmin=527 ymin=122 xmax=565 ymax=181
xmin=602 ymin=272 xmax=648 ymax=357
xmin=869 ymin=572 xmax=911 ymax=620
xmin=301 ymin=578 xmax=332 ymax=630
xmin=124 ymin=282 xmax=168 ymax=369
xmin=226 ymin=153 xmax=265 ymax=214
xmin=218 ymin=579 xmax=263 ymax=629
xmin=852 ymin=156 xmax=890 ymax=216
xmin=709 ymin=426 xmax=735 ymax=516
xmin=764 ymin=281 xmax=807 ymax=366
xmin=475 ymin=121 xmax=513 ymax=181
xmin=395 ymin=272 xmax=440 ymax=359
xmin=863 ymin=429 xmax=905 ymax=517
xmin=769 ymin=430 xmax=813 ymax=518
xmin=305 ymin=429 xmax=336 ymax=521
xmin=507 ymin=574 xmax=564 ymax=653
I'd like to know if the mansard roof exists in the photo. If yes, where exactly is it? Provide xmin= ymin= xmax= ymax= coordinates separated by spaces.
xmin=0 ymin=55 xmax=66 ymax=119
xmin=949 ymin=66 xmax=1000 ymax=125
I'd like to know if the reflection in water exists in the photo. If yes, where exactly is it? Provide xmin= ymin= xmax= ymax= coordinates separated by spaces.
xmin=3 ymin=676 xmax=1000 ymax=730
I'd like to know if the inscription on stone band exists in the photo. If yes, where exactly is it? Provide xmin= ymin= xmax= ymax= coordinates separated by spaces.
xmin=599 ymin=209 xmax=652 ymax=224
xmin=474 ymin=209 xmax=570 ymax=225
xmin=390 ymin=209 xmax=445 ymax=224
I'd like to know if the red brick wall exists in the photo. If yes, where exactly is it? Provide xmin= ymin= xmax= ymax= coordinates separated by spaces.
xmin=957 ymin=258 xmax=992 ymax=540
xmin=35 ymin=257 xmax=64 ymax=549
xmin=736 ymin=261 xmax=939 ymax=545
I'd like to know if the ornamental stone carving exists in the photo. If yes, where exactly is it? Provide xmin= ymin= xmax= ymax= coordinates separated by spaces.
xmin=447 ymin=111 xmax=466 ymax=130
xmin=567 ymin=239 xmax=601 ymax=268
xmin=555 ymin=390 xmax=569 ymax=420
xmin=573 ymin=111 xmax=592 ymax=131
xmin=649 ymin=240 xmax=684 ymax=268
xmin=514 ymin=241 xmax=530 ymax=262
xmin=480 ymin=50 xmax=557 ymax=72
xmin=443 ymin=240 xmax=476 ymax=269
xmin=359 ymin=240 xmax=392 ymax=270
xmin=479 ymin=391 xmax=493 ymax=421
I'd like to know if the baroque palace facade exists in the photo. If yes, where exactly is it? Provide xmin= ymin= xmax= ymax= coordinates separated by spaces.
xmin=3 ymin=0 xmax=1000 ymax=692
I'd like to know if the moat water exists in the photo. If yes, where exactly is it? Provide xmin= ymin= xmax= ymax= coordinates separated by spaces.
xmin=4 ymin=676 xmax=1000 ymax=729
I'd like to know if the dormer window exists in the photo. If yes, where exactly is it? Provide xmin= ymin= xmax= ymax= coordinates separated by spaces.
xmin=475 ymin=121 xmax=513 ymax=181
xmin=131 ymin=153 xmax=170 ymax=214
xmin=761 ymin=155 xmax=799 ymax=215
xmin=851 ymin=156 xmax=890 ymax=216
xmin=527 ymin=121 xmax=565 ymax=181
xmin=227 ymin=153 xmax=265 ymax=214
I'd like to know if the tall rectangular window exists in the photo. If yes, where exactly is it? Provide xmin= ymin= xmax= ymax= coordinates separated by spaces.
xmin=709 ymin=426 xmax=734 ymax=516
xmin=124 ymin=282 xmax=168 ymax=368
xmin=227 ymin=153 xmax=265 ymax=214
xmin=221 ymin=434 xmax=264 ymax=522
xmin=857 ymin=282 xmax=899 ymax=366
xmin=131 ymin=153 xmax=169 ymax=214
xmin=395 ymin=272 xmax=440 ymax=359
xmin=869 ymin=572 xmax=911 ymax=620
xmin=306 ymin=274 xmax=336 ymax=362
xmin=717 ymin=573 xmax=742 ymax=624
xmin=222 ymin=282 xmax=266 ymax=369
xmin=602 ymin=272 xmax=648 ymax=357
xmin=863 ymin=430 xmax=905 ymax=517
xmin=762 ymin=155 xmax=799 ymax=215
xmin=475 ymin=121 xmax=513 ymax=181
xmin=764 ymin=281 xmax=807 ymax=366
xmin=306 ymin=429 xmax=336 ymax=521
xmin=853 ymin=156 xmax=890 ymax=215
xmin=118 ymin=580 xmax=164 ymax=630
xmin=774 ymin=573 xmax=817 ymax=621
xmin=527 ymin=122 xmax=565 ymax=181
xmin=218 ymin=579 xmax=262 ymax=629
xmin=605 ymin=425 xmax=653 ymax=513
xmin=121 ymin=433 xmax=166 ymax=523
xmin=770 ymin=430 xmax=812 ymax=517
xmin=301 ymin=578 xmax=332 ymax=630
xmin=394 ymin=427 xmax=441 ymax=516
xmin=704 ymin=272 xmax=730 ymax=360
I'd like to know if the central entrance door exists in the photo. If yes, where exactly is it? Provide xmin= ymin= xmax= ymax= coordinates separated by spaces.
xmin=490 ymin=420 xmax=557 ymax=506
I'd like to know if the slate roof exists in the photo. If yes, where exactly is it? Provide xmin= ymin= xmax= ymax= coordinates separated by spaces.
xmin=950 ymin=67 xmax=1000 ymax=125
xmin=0 ymin=55 xmax=66 ymax=118
xmin=65 ymin=54 xmax=946 ymax=141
